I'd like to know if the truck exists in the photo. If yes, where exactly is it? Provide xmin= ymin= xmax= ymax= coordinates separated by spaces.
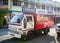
xmin=8 ymin=8 xmax=54 ymax=40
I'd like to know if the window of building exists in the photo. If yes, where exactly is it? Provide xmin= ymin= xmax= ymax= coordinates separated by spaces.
xmin=59 ymin=8 xmax=60 ymax=11
xmin=42 ymin=5 xmax=45 ymax=9
xmin=51 ymin=7 xmax=53 ymax=10
xmin=30 ymin=3 xmax=35 ymax=8
xmin=13 ymin=0 xmax=23 ymax=6
xmin=57 ymin=8 xmax=60 ymax=12
xmin=0 ymin=0 xmax=8 ymax=5
xmin=24 ymin=2 xmax=28 ymax=7
xmin=58 ymin=8 xmax=59 ymax=12
xmin=0 ymin=0 xmax=3 ymax=5
xmin=54 ymin=7 xmax=57 ymax=11
xmin=46 ymin=6 xmax=49 ymax=10
xmin=54 ymin=7 xmax=60 ymax=12
xmin=13 ymin=0 xmax=17 ymax=6
xmin=36 ymin=4 xmax=40 ymax=9
xmin=3 ymin=0 xmax=8 ymax=5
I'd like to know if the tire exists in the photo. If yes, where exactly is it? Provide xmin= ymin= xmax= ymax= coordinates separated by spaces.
xmin=37 ymin=30 xmax=42 ymax=35
xmin=23 ymin=31 xmax=33 ymax=41
xmin=57 ymin=32 xmax=60 ymax=36
xmin=21 ymin=34 xmax=27 ymax=41
xmin=43 ymin=28 xmax=50 ymax=35
xmin=26 ymin=31 xmax=33 ymax=40
xmin=21 ymin=31 xmax=33 ymax=40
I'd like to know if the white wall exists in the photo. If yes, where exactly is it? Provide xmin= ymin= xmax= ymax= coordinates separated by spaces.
xmin=8 ymin=0 xmax=22 ymax=11
xmin=11 ymin=6 xmax=22 ymax=11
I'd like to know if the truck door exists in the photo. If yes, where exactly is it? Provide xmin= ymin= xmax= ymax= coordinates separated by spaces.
xmin=24 ymin=15 xmax=34 ymax=30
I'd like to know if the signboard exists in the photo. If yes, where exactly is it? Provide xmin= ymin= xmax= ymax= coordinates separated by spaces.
xmin=47 ymin=10 xmax=55 ymax=14
xmin=36 ymin=9 xmax=47 ymax=14
xmin=22 ymin=8 xmax=55 ymax=15
xmin=36 ymin=9 xmax=55 ymax=15
xmin=22 ymin=8 xmax=36 ymax=14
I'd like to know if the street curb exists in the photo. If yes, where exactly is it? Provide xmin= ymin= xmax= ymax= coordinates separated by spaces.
xmin=0 ymin=34 xmax=13 ymax=42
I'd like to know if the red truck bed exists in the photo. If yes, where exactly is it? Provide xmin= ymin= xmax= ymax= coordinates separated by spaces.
xmin=33 ymin=14 xmax=54 ymax=30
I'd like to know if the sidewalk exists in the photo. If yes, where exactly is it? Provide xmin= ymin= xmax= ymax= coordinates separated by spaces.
xmin=0 ymin=34 xmax=13 ymax=42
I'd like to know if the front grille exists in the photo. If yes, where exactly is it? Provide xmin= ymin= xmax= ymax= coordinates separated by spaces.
xmin=9 ymin=30 xmax=19 ymax=34
xmin=8 ymin=26 xmax=17 ymax=31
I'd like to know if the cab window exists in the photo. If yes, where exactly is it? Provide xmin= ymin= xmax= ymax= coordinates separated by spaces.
xmin=27 ymin=16 xmax=32 ymax=22
xmin=17 ymin=18 xmax=21 ymax=23
xmin=10 ymin=15 xmax=24 ymax=23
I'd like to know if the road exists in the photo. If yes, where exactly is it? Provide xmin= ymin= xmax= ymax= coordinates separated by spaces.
xmin=0 ymin=28 xmax=60 ymax=43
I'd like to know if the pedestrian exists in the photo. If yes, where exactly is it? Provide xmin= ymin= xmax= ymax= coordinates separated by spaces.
xmin=3 ymin=18 xmax=7 ymax=25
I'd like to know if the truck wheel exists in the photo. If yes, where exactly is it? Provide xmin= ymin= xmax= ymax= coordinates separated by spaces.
xmin=27 ymin=31 xmax=33 ymax=40
xmin=43 ymin=28 xmax=49 ymax=35
xmin=21 ymin=31 xmax=33 ymax=40
xmin=37 ymin=30 xmax=42 ymax=35
xmin=57 ymin=32 xmax=60 ymax=36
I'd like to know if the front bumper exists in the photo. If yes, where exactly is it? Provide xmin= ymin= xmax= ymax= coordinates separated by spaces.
xmin=8 ymin=31 xmax=21 ymax=38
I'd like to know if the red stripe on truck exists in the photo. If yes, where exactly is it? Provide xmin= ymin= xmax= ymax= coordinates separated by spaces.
xmin=9 ymin=24 xmax=21 ymax=26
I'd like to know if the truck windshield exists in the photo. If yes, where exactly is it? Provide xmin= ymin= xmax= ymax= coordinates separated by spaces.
xmin=10 ymin=15 xmax=24 ymax=24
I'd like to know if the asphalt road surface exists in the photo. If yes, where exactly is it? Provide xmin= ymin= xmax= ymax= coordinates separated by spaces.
xmin=0 ymin=28 xmax=60 ymax=43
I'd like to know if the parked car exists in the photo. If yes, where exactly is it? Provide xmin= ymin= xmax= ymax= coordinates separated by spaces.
xmin=56 ymin=23 xmax=60 ymax=35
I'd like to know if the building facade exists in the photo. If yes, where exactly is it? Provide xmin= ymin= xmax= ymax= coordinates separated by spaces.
xmin=23 ymin=0 xmax=60 ymax=24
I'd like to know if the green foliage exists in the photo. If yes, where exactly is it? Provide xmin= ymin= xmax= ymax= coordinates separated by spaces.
xmin=0 ymin=13 xmax=6 ymax=26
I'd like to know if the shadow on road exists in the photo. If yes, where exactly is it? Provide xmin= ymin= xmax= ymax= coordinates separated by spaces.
xmin=0 ymin=34 xmax=56 ymax=43
xmin=26 ymin=34 xmax=56 ymax=43
xmin=0 ymin=37 xmax=27 ymax=43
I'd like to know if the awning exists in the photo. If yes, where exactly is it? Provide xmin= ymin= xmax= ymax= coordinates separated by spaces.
xmin=0 ymin=10 xmax=22 ymax=12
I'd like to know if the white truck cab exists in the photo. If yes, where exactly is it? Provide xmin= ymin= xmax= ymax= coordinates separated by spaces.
xmin=8 ymin=14 xmax=34 ymax=38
